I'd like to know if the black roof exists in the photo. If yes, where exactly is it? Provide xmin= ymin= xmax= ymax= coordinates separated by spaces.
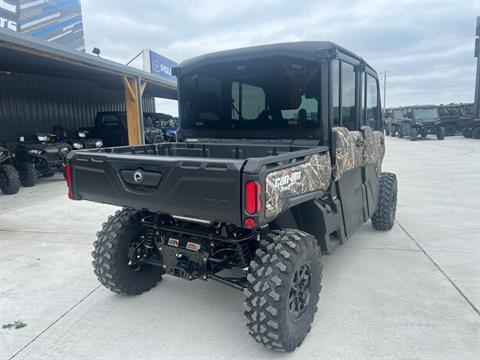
xmin=179 ymin=41 xmax=373 ymax=75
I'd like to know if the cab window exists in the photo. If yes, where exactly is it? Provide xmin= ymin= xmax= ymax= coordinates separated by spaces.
xmin=341 ymin=62 xmax=356 ymax=131
xmin=331 ymin=60 xmax=340 ymax=126
xmin=365 ymin=74 xmax=379 ymax=129
xmin=232 ymin=82 xmax=266 ymax=120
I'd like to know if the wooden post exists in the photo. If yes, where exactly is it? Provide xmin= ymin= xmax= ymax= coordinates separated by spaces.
xmin=122 ymin=76 xmax=142 ymax=145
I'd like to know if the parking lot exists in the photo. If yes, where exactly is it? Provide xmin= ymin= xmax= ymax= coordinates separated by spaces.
xmin=1 ymin=136 xmax=479 ymax=360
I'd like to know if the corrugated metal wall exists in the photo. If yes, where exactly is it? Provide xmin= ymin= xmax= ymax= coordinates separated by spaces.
xmin=0 ymin=71 xmax=155 ymax=142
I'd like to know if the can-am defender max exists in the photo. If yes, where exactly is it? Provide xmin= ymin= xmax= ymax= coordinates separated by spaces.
xmin=66 ymin=42 xmax=398 ymax=352
xmin=0 ymin=145 xmax=20 ymax=195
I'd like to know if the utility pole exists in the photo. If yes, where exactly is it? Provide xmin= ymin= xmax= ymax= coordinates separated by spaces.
xmin=474 ymin=16 xmax=480 ymax=117
xmin=382 ymin=71 xmax=387 ymax=114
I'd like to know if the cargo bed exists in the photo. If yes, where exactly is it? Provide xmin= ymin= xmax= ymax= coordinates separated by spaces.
xmin=68 ymin=142 xmax=329 ymax=227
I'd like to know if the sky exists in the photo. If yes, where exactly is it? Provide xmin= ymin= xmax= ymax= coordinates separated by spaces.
xmin=81 ymin=0 xmax=480 ymax=116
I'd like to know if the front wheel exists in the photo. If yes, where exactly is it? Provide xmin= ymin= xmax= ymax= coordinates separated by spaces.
xmin=463 ymin=128 xmax=473 ymax=138
xmin=372 ymin=172 xmax=398 ymax=231
xmin=19 ymin=161 xmax=37 ymax=187
xmin=92 ymin=209 xmax=163 ymax=295
xmin=410 ymin=128 xmax=418 ymax=141
xmin=437 ymin=127 xmax=446 ymax=140
xmin=473 ymin=127 xmax=480 ymax=139
xmin=0 ymin=164 xmax=20 ymax=195
xmin=244 ymin=229 xmax=322 ymax=352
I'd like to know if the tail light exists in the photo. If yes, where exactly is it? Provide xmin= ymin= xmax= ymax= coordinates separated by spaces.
xmin=245 ymin=181 xmax=262 ymax=214
xmin=245 ymin=181 xmax=257 ymax=214
xmin=65 ymin=164 xmax=73 ymax=199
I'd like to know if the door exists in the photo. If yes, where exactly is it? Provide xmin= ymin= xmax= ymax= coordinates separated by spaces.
xmin=331 ymin=60 xmax=366 ymax=237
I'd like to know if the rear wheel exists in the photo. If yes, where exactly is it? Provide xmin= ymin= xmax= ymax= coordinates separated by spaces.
xmin=421 ymin=129 xmax=428 ymax=138
xmin=19 ymin=161 xmax=37 ymax=187
xmin=463 ymin=128 xmax=473 ymax=138
xmin=437 ymin=127 xmax=446 ymax=140
xmin=244 ymin=229 xmax=322 ymax=352
xmin=372 ymin=172 xmax=398 ymax=231
xmin=445 ymin=125 xmax=456 ymax=136
xmin=473 ymin=127 xmax=480 ymax=139
xmin=42 ymin=171 xmax=55 ymax=178
xmin=92 ymin=208 xmax=163 ymax=295
xmin=0 ymin=164 xmax=20 ymax=195
xmin=409 ymin=128 xmax=418 ymax=141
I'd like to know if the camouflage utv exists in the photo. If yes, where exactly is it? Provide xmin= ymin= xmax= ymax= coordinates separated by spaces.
xmin=67 ymin=42 xmax=398 ymax=352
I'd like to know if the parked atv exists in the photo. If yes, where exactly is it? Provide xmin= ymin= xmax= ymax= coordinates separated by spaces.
xmin=161 ymin=117 xmax=178 ymax=142
xmin=14 ymin=133 xmax=71 ymax=187
xmin=52 ymin=125 xmax=103 ymax=150
xmin=144 ymin=112 xmax=178 ymax=142
xmin=143 ymin=116 xmax=164 ymax=144
xmin=462 ymin=116 xmax=480 ymax=139
xmin=0 ymin=145 xmax=20 ymax=195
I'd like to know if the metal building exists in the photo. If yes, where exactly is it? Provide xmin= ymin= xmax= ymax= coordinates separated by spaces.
xmin=0 ymin=26 xmax=177 ymax=144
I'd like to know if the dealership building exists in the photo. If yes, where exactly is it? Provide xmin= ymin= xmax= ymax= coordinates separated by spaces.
xmin=0 ymin=0 xmax=177 ymax=145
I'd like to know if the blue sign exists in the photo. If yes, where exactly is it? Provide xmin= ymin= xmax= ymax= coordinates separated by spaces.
xmin=0 ymin=0 xmax=85 ymax=52
xmin=149 ymin=50 xmax=177 ymax=85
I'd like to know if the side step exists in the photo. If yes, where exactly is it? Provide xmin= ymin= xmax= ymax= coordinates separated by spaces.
xmin=298 ymin=198 xmax=346 ymax=255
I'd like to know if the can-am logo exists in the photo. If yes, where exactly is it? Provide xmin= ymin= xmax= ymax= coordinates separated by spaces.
xmin=274 ymin=171 xmax=302 ymax=188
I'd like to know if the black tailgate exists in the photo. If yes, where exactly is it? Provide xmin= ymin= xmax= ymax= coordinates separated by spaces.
xmin=70 ymin=152 xmax=245 ymax=225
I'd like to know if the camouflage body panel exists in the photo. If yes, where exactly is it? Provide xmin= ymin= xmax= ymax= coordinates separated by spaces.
xmin=332 ymin=127 xmax=364 ymax=181
xmin=265 ymin=152 xmax=332 ymax=219
xmin=350 ymin=131 xmax=364 ymax=168
xmin=333 ymin=126 xmax=385 ymax=180
xmin=362 ymin=125 xmax=385 ymax=174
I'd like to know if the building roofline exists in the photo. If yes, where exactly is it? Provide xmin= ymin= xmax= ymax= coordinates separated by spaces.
xmin=0 ymin=27 xmax=176 ymax=92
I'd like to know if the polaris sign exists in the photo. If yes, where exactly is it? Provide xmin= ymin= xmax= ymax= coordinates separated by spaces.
xmin=143 ymin=49 xmax=177 ymax=85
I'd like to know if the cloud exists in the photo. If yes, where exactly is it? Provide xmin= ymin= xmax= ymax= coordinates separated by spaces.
xmin=81 ymin=0 xmax=480 ymax=113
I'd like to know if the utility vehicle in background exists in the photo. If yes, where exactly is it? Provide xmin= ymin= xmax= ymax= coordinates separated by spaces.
xmin=0 ymin=145 xmax=20 ymax=195
xmin=66 ymin=42 xmax=398 ymax=352
xmin=438 ymin=103 xmax=473 ymax=136
xmin=52 ymin=125 xmax=103 ymax=150
xmin=396 ymin=105 xmax=446 ymax=141
xmin=388 ymin=108 xmax=406 ymax=137
xmin=14 ymin=133 xmax=71 ymax=187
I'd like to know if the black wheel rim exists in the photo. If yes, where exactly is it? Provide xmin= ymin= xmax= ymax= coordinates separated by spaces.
xmin=288 ymin=262 xmax=312 ymax=321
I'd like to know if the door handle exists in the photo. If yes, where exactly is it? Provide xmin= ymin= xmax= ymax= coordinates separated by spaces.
xmin=355 ymin=138 xmax=365 ymax=147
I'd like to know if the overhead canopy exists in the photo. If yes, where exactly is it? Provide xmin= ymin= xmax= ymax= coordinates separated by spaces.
xmin=0 ymin=27 xmax=177 ymax=99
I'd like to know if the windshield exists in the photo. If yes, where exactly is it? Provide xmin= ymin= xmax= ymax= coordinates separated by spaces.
xmin=413 ymin=108 xmax=439 ymax=119
xmin=392 ymin=109 xmax=404 ymax=119
xmin=179 ymin=58 xmax=321 ymax=138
